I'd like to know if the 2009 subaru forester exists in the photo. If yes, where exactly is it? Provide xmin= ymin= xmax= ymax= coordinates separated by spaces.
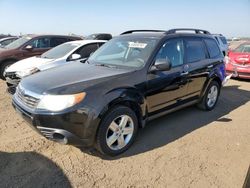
xmin=12 ymin=29 xmax=226 ymax=156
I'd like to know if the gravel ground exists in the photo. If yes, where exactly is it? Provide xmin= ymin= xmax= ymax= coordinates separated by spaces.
xmin=0 ymin=78 xmax=250 ymax=188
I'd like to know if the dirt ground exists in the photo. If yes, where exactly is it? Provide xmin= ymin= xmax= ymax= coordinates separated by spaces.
xmin=0 ymin=78 xmax=250 ymax=188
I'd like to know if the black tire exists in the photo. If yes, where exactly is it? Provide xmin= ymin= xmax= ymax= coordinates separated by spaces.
xmin=0 ymin=61 xmax=15 ymax=80
xmin=96 ymin=106 xmax=138 ymax=156
xmin=197 ymin=81 xmax=220 ymax=111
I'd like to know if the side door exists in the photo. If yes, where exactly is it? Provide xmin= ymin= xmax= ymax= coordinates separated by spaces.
xmin=146 ymin=38 xmax=189 ymax=115
xmin=23 ymin=37 xmax=51 ymax=58
xmin=184 ymin=37 xmax=211 ymax=98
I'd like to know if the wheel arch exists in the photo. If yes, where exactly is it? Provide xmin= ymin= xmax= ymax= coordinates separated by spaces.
xmin=98 ymin=88 xmax=147 ymax=128
xmin=200 ymin=75 xmax=222 ymax=100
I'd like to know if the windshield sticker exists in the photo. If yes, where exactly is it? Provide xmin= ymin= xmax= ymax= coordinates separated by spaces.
xmin=129 ymin=42 xmax=147 ymax=48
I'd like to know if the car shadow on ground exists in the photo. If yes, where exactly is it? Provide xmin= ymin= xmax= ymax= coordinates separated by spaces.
xmin=0 ymin=151 xmax=72 ymax=188
xmin=88 ymin=85 xmax=250 ymax=160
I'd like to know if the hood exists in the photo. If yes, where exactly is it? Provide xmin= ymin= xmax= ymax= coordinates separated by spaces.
xmin=229 ymin=51 xmax=250 ymax=65
xmin=20 ymin=62 xmax=134 ymax=94
xmin=6 ymin=56 xmax=54 ymax=72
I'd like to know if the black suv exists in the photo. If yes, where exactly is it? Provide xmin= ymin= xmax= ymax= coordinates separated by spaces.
xmin=12 ymin=29 xmax=226 ymax=156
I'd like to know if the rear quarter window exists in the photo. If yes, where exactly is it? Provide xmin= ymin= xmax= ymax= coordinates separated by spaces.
xmin=50 ymin=37 xmax=68 ymax=47
xmin=185 ymin=38 xmax=206 ymax=63
xmin=219 ymin=36 xmax=227 ymax=45
xmin=204 ymin=38 xmax=222 ymax=58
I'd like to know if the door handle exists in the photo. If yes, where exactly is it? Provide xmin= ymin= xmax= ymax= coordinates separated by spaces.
xmin=180 ymin=71 xmax=189 ymax=76
xmin=207 ymin=65 xmax=213 ymax=69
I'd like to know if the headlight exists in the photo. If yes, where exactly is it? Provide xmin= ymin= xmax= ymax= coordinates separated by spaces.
xmin=37 ymin=92 xmax=86 ymax=112
xmin=16 ymin=67 xmax=40 ymax=78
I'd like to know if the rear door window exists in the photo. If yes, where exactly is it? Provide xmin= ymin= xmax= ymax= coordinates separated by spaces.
xmin=185 ymin=38 xmax=206 ymax=63
xmin=50 ymin=37 xmax=68 ymax=47
xmin=204 ymin=38 xmax=222 ymax=58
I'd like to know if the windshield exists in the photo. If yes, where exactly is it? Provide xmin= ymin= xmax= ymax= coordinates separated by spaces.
xmin=5 ymin=36 xmax=31 ymax=49
xmin=233 ymin=44 xmax=250 ymax=53
xmin=41 ymin=42 xmax=80 ymax=59
xmin=88 ymin=37 xmax=159 ymax=68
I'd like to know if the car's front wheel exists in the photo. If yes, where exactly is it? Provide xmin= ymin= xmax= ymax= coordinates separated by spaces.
xmin=96 ymin=106 xmax=138 ymax=156
xmin=198 ymin=81 xmax=220 ymax=111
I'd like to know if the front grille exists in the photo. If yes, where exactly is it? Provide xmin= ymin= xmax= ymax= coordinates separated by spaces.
xmin=5 ymin=72 xmax=19 ymax=80
xmin=15 ymin=86 xmax=40 ymax=109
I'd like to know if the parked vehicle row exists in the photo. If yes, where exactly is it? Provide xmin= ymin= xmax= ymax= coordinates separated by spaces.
xmin=8 ymin=28 xmax=230 ymax=156
xmin=225 ymin=42 xmax=250 ymax=79
xmin=0 ymin=36 xmax=19 ymax=48
xmin=0 ymin=34 xmax=82 ymax=79
xmin=4 ymin=40 xmax=106 ymax=94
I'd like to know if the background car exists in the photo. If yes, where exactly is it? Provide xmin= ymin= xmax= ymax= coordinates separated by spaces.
xmin=85 ymin=33 xmax=112 ymax=40
xmin=5 ymin=40 xmax=106 ymax=94
xmin=213 ymin=34 xmax=228 ymax=56
xmin=0 ymin=34 xmax=82 ymax=79
xmin=225 ymin=42 xmax=250 ymax=79
xmin=0 ymin=37 xmax=19 ymax=48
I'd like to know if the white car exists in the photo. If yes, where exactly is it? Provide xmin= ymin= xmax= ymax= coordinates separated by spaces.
xmin=212 ymin=34 xmax=228 ymax=56
xmin=4 ymin=40 xmax=106 ymax=94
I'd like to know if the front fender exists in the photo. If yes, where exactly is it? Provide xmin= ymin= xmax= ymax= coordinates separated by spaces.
xmin=200 ymin=64 xmax=225 ymax=99
xmin=99 ymin=87 xmax=147 ymax=120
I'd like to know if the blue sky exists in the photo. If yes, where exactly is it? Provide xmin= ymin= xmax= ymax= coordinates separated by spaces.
xmin=0 ymin=0 xmax=249 ymax=37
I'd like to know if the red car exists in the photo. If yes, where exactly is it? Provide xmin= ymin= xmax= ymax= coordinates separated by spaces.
xmin=226 ymin=42 xmax=250 ymax=79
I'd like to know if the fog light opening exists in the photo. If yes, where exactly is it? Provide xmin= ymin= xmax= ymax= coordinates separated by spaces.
xmin=52 ymin=133 xmax=68 ymax=144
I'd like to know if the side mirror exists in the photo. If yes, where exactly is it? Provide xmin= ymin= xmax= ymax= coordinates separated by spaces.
xmin=71 ymin=54 xmax=81 ymax=60
xmin=25 ymin=45 xmax=33 ymax=50
xmin=150 ymin=58 xmax=171 ymax=72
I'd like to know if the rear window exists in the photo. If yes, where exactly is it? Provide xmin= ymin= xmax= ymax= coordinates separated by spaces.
xmin=204 ymin=38 xmax=221 ymax=58
xmin=185 ymin=38 xmax=206 ymax=63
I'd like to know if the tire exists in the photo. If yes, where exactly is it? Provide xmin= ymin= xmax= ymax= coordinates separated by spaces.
xmin=0 ymin=61 xmax=15 ymax=80
xmin=197 ymin=81 xmax=220 ymax=111
xmin=96 ymin=106 xmax=138 ymax=156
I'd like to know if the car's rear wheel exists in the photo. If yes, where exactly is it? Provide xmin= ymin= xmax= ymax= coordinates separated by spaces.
xmin=197 ymin=81 xmax=220 ymax=111
xmin=96 ymin=106 xmax=138 ymax=156
xmin=0 ymin=61 xmax=15 ymax=80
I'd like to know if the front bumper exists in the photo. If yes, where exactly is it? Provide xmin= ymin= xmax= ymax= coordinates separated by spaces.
xmin=12 ymin=98 xmax=100 ymax=147
xmin=226 ymin=63 xmax=250 ymax=79
xmin=5 ymin=73 xmax=20 ymax=94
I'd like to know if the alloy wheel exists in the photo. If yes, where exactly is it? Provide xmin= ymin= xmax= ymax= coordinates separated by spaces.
xmin=207 ymin=85 xmax=218 ymax=108
xmin=105 ymin=115 xmax=134 ymax=150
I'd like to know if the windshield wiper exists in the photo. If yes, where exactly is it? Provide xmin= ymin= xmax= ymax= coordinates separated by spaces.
xmin=95 ymin=63 xmax=117 ymax=68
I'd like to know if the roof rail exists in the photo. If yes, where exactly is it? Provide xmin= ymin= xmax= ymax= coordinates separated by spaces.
xmin=166 ymin=28 xmax=211 ymax=35
xmin=121 ymin=30 xmax=165 ymax=35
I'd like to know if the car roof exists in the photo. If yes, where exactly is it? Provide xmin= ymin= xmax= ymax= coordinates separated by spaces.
xmin=65 ymin=39 xmax=107 ymax=45
xmin=21 ymin=34 xmax=82 ymax=39
xmin=0 ymin=36 xmax=18 ymax=41
xmin=118 ymin=29 xmax=214 ymax=40
xmin=212 ymin=34 xmax=226 ymax=38
xmin=119 ymin=32 xmax=214 ymax=40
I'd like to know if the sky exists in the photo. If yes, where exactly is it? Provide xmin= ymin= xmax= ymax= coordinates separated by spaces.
xmin=0 ymin=0 xmax=250 ymax=38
